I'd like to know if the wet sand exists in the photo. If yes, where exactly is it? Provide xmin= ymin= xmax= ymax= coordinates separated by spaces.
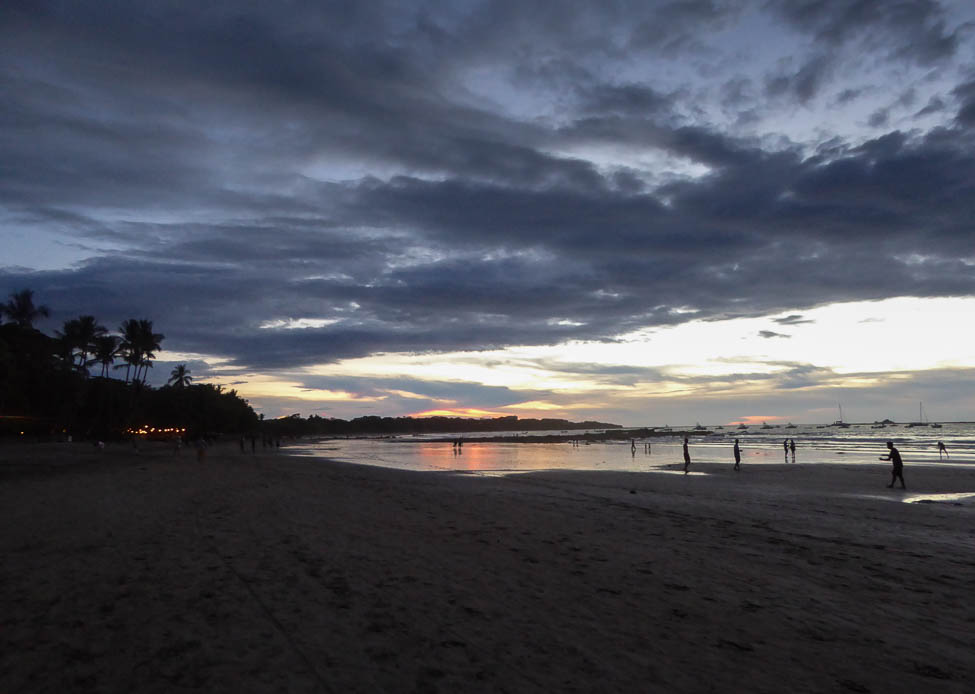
xmin=1 ymin=442 xmax=973 ymax=692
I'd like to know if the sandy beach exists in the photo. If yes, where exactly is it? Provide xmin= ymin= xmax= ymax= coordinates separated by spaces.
xmin=1 ymin=442 xmax=973 ymax=693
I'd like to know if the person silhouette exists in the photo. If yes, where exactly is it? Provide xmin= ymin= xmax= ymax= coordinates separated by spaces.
xmin=937 ymin=441 xmax=948 ymax=460
xmin=880 ymin=441 xmax=906 ymax=489
xmin=631 ymin=439 xmax=636 ymax=457
xmin=683 ymin=437 xmax=691 ymax=474
xmin=783 ymin=438 xmax=789 ymax=462
xmin=789 ymin=438 xmax=796 ymax=463
xmin=733 ymin=439 xmax=741 ymax=471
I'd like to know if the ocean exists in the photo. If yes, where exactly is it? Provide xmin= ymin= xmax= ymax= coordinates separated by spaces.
xmin=286 ymin=422 xmax=975 ymax=473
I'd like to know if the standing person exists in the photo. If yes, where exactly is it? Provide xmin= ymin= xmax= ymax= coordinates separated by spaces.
xmin=880 ymin=441 xmax=906 ymax=489
xmin=937 ymin=441 xmax=949 ymax=460
xmin=195 ymin=436 xmax=208 ymax=463
xmin=789 ymin=438 xmax=796 ymax=463
xmin=683 ymin=437 xmax=691 ymax=474
xmin=631 ymin=439 xmax=636 ymax=457
xmin=783 ymin=439 xmax=789 ymax=462
xmin=733 ymin=439 xmax=741 ymax=472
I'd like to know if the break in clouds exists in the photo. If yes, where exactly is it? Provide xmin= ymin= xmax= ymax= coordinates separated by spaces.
xmin=3 ymin=1 xmax=975 ymax=386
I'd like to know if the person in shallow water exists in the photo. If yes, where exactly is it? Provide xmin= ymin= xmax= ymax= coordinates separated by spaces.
xmin=937 ymin=441 xmax=949 ymax=459
xmin=683 ymin=437 xmax=691 ymax=474
xmin=783 ymin=438 xmax=789 ymax=461
xmin=880 ymin=441 xmax=906 ymax=489
xmin=789 ymin=438 xmax=796 ymax=463
xmin=733 ymin=439 xmax=741 ymax=472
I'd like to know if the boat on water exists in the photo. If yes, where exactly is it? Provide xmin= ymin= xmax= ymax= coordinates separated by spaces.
xmin=832 ymin=404 xmax=850 ymax=428
xmin=906 ymin=402 xmax=940 ymax=428
xmin=760 ymin=421 xmax=774 ymax=429
xmin=737 ymin=423 xmax=748 ymax=430
xmin=785 ymin=422 xmax=797 ymax=429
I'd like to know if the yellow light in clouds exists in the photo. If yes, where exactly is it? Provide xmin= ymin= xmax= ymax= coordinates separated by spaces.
xmin=384 ymin=389 xmax=451 ymax=401
xmin=311 ymin=351 xmax=609 ymax=393
xmin=502 ymin=400 xmax=570 ymax=411
xmin=231 ymin=373 xmax=382 ymax=402
xmin=230 ymin=296 xmax=975 ymax=411
xmin=410 ymin=408 xmax=510 ymax=418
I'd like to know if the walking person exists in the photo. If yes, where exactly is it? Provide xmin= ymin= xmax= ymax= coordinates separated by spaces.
xmin=683 ymin=437 xmax=691 ymax=474
xmin=733 ymin=438 xmax=741 ymax=472
xmin=937 ymin=441 xmax=948 ymax=460
xmin=880 ymin=441 xmax=906 ymax=489
xmin=789 ymin=438 xmax=796 ymax=463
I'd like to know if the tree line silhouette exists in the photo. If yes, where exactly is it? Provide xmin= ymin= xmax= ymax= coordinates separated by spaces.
xmin=0 ymin=289 xmax=257 ymax=440
xmin=261 ymin=413 xmax=621 ymax=439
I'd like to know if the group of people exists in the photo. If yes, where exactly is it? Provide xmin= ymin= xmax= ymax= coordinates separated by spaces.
xmin=782 ymin=438 xmax=797 ymax=462
xmin=676 ymin=436 xmax=948 ymax=489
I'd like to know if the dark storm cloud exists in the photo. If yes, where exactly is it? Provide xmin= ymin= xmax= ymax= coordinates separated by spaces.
xmin=867 ymin=108 xmax=890 ymax=128
xmin=627 ymin=0 xmax=741 ymax=56
xmin=915 ymin=95 xmax=947 ymax=118
xmin=834 ymin=87 xmax=865 ymax=105
xmin=2 ymin=0 xmax=975 ymax=379
xmin=765 ymin=55 xmax=833 ymax=104
xmin=768 ymin=0 xmax=964 ymax=66
xmin=953 ymin=78 xmax=975 ymax=126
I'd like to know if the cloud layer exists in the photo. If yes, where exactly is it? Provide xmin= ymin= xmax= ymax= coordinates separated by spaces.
xmin=3 ymin=1 xmax=975 ymax=418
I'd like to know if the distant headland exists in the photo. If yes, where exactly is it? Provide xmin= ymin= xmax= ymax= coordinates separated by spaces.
xmin=263 ymin=414 xmax=621 ymax=439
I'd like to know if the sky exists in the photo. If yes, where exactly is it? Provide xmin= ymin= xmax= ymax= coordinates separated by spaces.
xmin=3 ymin=0 xmax=975 ymax=426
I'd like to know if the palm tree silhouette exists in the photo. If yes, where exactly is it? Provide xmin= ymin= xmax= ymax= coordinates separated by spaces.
xmin=118 ymin=319 xmax=141 ymax=383
xmin=57 ymin=315 xmax=107 ymax=376
xmin=1 ymin=289 xmax=50 ymax=328
xmin=92 ymin=335 xmax=122 ymax=378
xmin=118 ymin=319 xmax=165 ymax=385
xmin=168 ymin=364 xmax=193 ymax=388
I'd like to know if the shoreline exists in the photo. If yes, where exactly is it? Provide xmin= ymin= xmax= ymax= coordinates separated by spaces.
xmin=2 ymin=444 xmax=974 ymax=692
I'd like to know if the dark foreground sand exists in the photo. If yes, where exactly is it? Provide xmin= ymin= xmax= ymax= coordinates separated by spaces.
xmin=1 ymin=442 xmax=973 ymax=693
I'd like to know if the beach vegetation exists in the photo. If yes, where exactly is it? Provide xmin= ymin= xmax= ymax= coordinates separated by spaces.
xmin=167 ymin=364 xmax=193 ymax=388
xmin=1 ymin=289 xmax=50 ymax=329
xmin=0 ymin=290 xmax=258 ymax=440
xmin=57 ymin=315 xmax=108 ymax=376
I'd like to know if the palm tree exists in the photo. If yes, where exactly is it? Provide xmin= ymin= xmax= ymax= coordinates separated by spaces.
xmin=168 ymin=364 xmax=193 ymax=388
xmin=134 ymin=319 xmax=164 ymax=384
xmin=92 ymin=335 xmax=122 ymax=378
xmin=118 ymin=318 xmax=165 ymax=384
xmin=2 ymin=289 xmax=50 ymax=328
xmin=57 ymin=315 xmax=107 ymax=375
xmin=117 ymin=319 xmax=142 ymax=383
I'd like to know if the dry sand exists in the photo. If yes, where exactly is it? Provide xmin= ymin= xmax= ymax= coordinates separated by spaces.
xmin=1 ymin=441 xmax=973 ymax=693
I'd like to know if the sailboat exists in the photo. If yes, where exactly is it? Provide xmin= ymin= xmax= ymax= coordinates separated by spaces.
xmin=906 ymin=402 xmax=934 ymax=428
xmin=832 ymin=404 xmax=850 ymax=428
